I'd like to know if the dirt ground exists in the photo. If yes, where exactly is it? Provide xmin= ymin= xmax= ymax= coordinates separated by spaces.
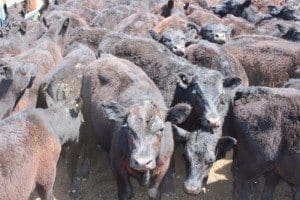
xmin=30 ymin=146 xmax=292 ymax=200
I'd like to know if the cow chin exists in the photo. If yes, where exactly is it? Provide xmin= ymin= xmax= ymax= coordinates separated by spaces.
xmin=138 ymin=170 xmax=151 ymax=187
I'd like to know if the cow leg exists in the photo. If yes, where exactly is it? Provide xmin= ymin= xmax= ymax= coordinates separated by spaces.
xmin=68 ymin=142 xmax=82 ymax=199
xmin=160 ymin=155 xmax=175 ymax=194
xmin=69 ymin=122 xmax=96 ymax=199
xmin=149 ymin=158 xmax=171 ymax=200
xmin=232 ymin=163 xmax=259 ymax=200
xmin=261 ymin=171 xmax=280 ymax=200
xmin=292 ymin=185 xmax=300 ymax=200
xmin=36 ymin=166 xmax=57 ymax=200
xmin=111 ymin=160 xmax=132 ymax=200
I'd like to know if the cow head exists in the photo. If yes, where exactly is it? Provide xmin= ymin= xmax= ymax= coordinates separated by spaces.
xmin=103 ymin=100 xmax=191 ymax=176
xmin=0 ymin=59 xmax=37 ymax=119
xmin=149 ymin=28 xmax=199 ymax=56
xmin=213 ymin=0 xmax=251 ymax=17
xmin=200 ymin=23 xmax=232 ymax=44
xmin=173 ymin=125 xmax=236 ymax=194
xmin=174 ymin=71 xmax=241 ymax=130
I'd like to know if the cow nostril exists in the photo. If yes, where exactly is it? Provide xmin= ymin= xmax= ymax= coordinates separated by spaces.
xmin=205 ymin=159 xmax=214 ymax=165
xmin=146 ymin=160 xmax=152 ymax=165
xmin=206 ymin=118 xmax=220 ymax=128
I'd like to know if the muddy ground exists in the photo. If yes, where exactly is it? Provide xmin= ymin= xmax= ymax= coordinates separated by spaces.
xmin=30 ymin=148 xmax=292 ymax=200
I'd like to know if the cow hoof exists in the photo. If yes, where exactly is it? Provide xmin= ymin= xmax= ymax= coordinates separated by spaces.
xmin=80 ymin=159 xmax=90 ymax=179
xmin=148 ymin=188 xmax=158 ymax=199
xmin=69 ymin=178 xmax=80 ymax=199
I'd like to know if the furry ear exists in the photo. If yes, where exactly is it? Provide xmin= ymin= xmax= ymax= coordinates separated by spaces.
xmin=161 ymin=0 xmax=174 ymax=17
xmin=183 ymin=2 xmax=190 ymax=10
xmin=167 ymin=0 xmax=174 ymax=9
xmin=58 ymin=17 xmax=70 ymax=36
xmin=166 ymin=103 xmax=191 ymax=124
xmin=241 ymin=0 xmax=251 ymax=8
xmin=177 ymin=73 xmax=193 ymax=89
xmin=148 ymin=29 xmax=161 ymax=41
xmin=187 ymin=22 xmax=201 ymax=34
xmin=14 ymin=64 xmax=37 ymax=88
xmin=223 ymin=76 xmax=242 ymax=89
xmin=102 ymin=101 xmax=128 ymax=122
xmin=172 ymin=125 xmax=190 ymax=141
xmin=0 ymin=65 xmax=13 ymax=79
xmin=216 ymin=136 xmax=237 ymax=159
xmin=42 ymin=17 xmax=49 ymax=28
xmin=185 ymin=28 xmax=199 ymax=46
xmin=75 ymin=97 xmax=83 ymax=111
xmin=276 ymin=24 xmax=288 ymax=34
xmin=226 ymin=24 xmax=234 ymax=35
xmin=45 ymin=93 xmax=56 ymax=108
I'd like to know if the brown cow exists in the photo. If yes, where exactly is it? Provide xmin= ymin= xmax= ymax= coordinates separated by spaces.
xmin=0 ymin=17 xmax=71 ymax=119
xmin=0 ymin=97 xmax=83 ymax=200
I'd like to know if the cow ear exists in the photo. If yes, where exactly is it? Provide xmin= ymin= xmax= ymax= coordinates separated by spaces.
xmin=177 ymin=73 xmax=193 ymax=89
xmin=187 ymin=22 xmax=201 ymax=34
xmin=75 ymin=97 xmax=83 ymax=111
xmin=223 ymin=76 xmax=241 ymax=89
xmin=242 ymin=0 xmax=251 ymax=8
xmin=0 ymin=65 xmax=13 ymax=79
xmin=149 ymin=29 xmax=161 ymax=41
xmin=58 ymin=17 xmax=70 ymax=36
xmin=276 ymin=24 xmax=288 ymax=34
xmin=172 ymin=125 xmax=190 ymax=141
xmin=226 ymin=24 xmax=234 ymax=35
xmin=15 ymin=64 xmax=37 ymax=88
xmin=166 ymin=103 xmax=191 ymax=124
xmin=102 ymin=101 xmax=128 ymax=122
xmin=42 ymin=17 xmax=49 ymax=28
xmin=183 ymin=2 xmax=190 ymax=10
xmin=167 ymin=0 xmax=174 ymax=9
xmin=216 ymin=136 xmax=237 ymax=160
xmin=45 ymin=93 xmax=56 ymax=108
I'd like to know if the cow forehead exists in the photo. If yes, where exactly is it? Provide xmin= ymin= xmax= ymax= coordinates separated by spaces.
xmin=188 ymin=132 xmax=218 ymax=153
xmin=195 ymin=73 xmax=224 ymax=93
xmin=126 ymin=101 xmax=164 ymax=133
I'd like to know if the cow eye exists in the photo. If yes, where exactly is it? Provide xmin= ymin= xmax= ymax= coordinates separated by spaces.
xmin=162 ymin=37 xmax=171 ymax=43
xmin=219 ymin=94 xmax=226 ymax=105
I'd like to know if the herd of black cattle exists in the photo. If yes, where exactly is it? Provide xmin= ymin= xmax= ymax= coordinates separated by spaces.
xmin=0 ymin=0 xmax=299 ymax=199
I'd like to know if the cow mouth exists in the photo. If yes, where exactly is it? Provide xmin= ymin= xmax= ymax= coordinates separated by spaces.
xmin=139 ymin=170 xmax=150 ymax=187
xmin=184 ymin=175 xmax=209 ymax=195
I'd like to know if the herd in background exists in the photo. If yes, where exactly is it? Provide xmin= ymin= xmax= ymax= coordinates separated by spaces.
xmin=0 ymin=0 xmax=299 ymax=200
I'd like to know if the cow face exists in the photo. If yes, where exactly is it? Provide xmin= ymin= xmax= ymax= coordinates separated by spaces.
xmin=0 ymin=59 xmax=37 ymax=119
xmin=149 ymin=28 xmax=199 ymax=57
xmin=173 ymin=125 xmax=236 ymax=194
xmin=103 ymin=100 xmax=191 ymax=172
xmin=176 ymin=72 xmax=241 ymax=130
xmin=213 ymin=0 xmax=251 ymax=17
xmin=160 ymin=28 xmax=186 ymax=56
xmin=200 ymin=23 xmax=232 ymax=44
xmin=268 ymin=5 xmax=298 ymax=21
xmin=277 ymin=23 xmax=300 ymax=42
